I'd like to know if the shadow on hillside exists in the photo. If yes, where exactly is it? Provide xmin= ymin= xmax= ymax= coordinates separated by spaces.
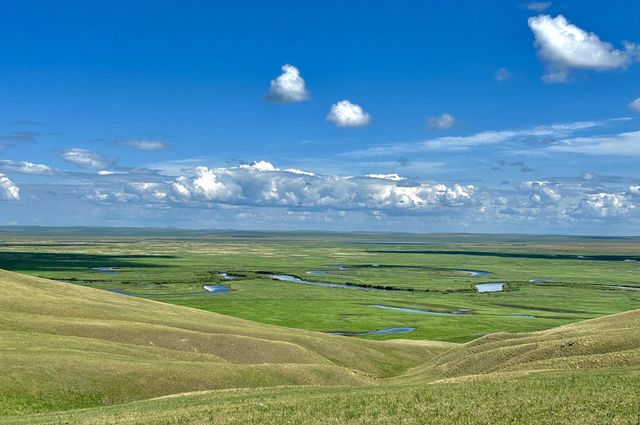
xmin=0 ymin=251 xmax=174 ymax=272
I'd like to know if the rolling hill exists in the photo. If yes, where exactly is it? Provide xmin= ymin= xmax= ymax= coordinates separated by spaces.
xmin=0 ymin=269 xmax=446 ymax=416
xmin=1 ymin=268 xmax=639 ymax=424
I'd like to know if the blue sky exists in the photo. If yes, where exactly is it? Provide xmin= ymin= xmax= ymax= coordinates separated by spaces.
xmin=1 ymin=1 xmax=640 ymax=233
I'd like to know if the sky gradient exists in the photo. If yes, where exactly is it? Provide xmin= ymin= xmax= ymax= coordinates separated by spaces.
xmin=1 ymin=1 xmax=640 ymax=234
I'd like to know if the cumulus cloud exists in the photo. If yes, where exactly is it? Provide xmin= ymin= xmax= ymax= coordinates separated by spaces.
xmin=0 ymin=173 xmax=19 ymax=200
xmin=86 ymin=160 xmax=475 ymax=212
xmin=121 ymin=140 xmax=169 ymax=151
xmin=519 ymin=180 xmax=562 ymax=205
xmin=522 ymin=2 xmax=551 ymax=12
xmin=0 ymin=160 xmax=52 ymax=175
xmin=327 ymin=100 xmax=371 ymax=128
xmin=266 ymin=64 xmax=309 ymax=103
xmin=61 ymin=148 xmax=109 ymax=169
xmin=575 ymin=193 xmax=634 ymax=218
xmin=494 ymin=68 xmax=512 ymax=81
xmin=528 ymin=15 xmax=639 ymax=82
xmin=427 ymin=113 xmax=456 ymax=130
xmin=629 ymin=98 xmax=640 ymax=112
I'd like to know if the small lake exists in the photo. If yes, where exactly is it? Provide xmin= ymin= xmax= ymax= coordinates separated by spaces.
xmin=217 ymin=273 xmax=237 ymax=280
xmin=266 ymin=274 xmax=391 ymax=291
xmin=529 ymin=278 xmax=552 ymax=283
xmin=370 ymin=304 xmax=470 ymax=316
xmin=475 ymin=282 xmax=505 ymax=292
xmin=93 ymin=266 xmax=120 ymax=274
xmin=203 ymin=284 xmax=231 ymax=293
xmin=328 ymin=327 xmax=416 ymax=336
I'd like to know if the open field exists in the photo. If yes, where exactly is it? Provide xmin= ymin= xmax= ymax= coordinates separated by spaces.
xmin=1 ymin=228 xmax=639 ymax=423
xmin=0 ymin=228 xmax=638 ymax=342
xmin=1 ymin=263 xmax=639 ymax=423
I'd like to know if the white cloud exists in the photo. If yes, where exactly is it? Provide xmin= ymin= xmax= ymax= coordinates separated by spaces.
xmin=365 ymin=173 xmax=405 ymax=181
xmin=142 ymin=162 xmax=475 ymax=211
xmin=0 ymin=160 xmax=52 ymax=175
xmin=266 ymin=64 xmax=309 ymax=103
xmin=519 ymin=180 xmax=562 ymax=205
xmin=494 ymin=68 xmax=512 ymax=81
xmin=528 ymin=15 xmax=639 ymax=82
xmin=327 ymin=100 xmax=371 ymax=128
xmin=576 ymin=193 xmax=634 ymax=217
xmin=122 ymin=140 xmax=169 ymax=151
xmin=427 ymin=113 xmax=455 ymax=131
xmin=350 ymin=119 xmax=606 ymax=156
xmin=0 ymin=173 xmax=19 ymax=200
xmin=239 ymin=160 xmax=278 ymax=172
xmin=61 ymin=148 xmax=109 ymax=169
xmin=522 ymin=2 xmax=551 ymax=12
xmin=548 ymin=130 xmax=640 ymax=156
xmin=629 ymin=98 xmax=640 ymax=112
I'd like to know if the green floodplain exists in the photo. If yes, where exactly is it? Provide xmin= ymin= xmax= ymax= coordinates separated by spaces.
xmin=1 ymin=227 xmax=639 ymax=424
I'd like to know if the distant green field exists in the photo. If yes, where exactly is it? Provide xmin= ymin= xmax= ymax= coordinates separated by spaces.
xmin=0 ymin=228 xmax=638 ymax=342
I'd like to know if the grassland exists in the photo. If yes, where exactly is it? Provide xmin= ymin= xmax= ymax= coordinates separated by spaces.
xmin=0 ymin=228 xmax=638 ymax=342
xmin=1 ymin=268 xmax=639 ymax=424
xmin=1 ymin=228 xmax=639 ymax=423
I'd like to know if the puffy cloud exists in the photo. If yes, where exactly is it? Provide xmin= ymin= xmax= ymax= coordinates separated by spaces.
xmin=327 ymin=100 xmax=371 ymax=128
xmin=366 ymin=174 xmax=405 ymax=181
xmin=528 ymin=15 xmax=639 ymax=82
xmin=266 ymin=64 xmax=309 ymax=103
xmin=522 ymin=2 xmax=551 ymax=12
xmin=112 ymin=162 xmax=475 ymax=211
xmin=121 ymin=140 xmax=168 ymax=151
xmin=629 ymin=98 xmax=640 ymax=112
xmin=575 ymin=193 xmax=634 ymax=217
xmin=0 ymin=173 xmax=19 ymax=200
xmin=239 ymin=160 xmax=278 ymax=172
xmin=61 ymin=148 xmax=109 ymax=169
xmin=427 ymin=113 xmax=455 ymax=131
xmin=494 ymin=68 xmax=511 ymax=81
xmin=0 ymin=160 xmax=52 ymax=175
xmin=519 ymin=180 xmax=562 ymax=205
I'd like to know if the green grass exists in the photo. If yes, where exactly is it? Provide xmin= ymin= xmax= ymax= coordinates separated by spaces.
xmin=4 ymin=368 xmax=639 ymax=424
xmin=0 ymin=231 xmax=638 ymax=342
xmin=1 ymin=229 xmax=640 ymax=423
xmin=0 ymin=270 xmax=443 ymax=417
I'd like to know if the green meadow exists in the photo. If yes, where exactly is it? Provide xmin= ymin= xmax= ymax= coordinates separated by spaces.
xmin=1 ymin=228 xmax=639 ymax=423
xmin=0 ymin=228 xmax=638 ymax=342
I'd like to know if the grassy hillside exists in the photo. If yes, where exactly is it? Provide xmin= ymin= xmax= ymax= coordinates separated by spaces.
xmin=4 ymin=367 xmax=639 ymax=424
xmin=2 ymin=267 xmax=640 ymax=424
xmin=0 ymin=270 xmax=446 ymax=416
xmin=397 ymin=307 xmax=640 ymax=383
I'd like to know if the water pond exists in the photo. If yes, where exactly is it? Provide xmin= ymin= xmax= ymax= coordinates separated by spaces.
xmin=203 ymin=284 xmax=231 ymax=293
xmin=370 ymin=304 xmax=470 ymax=316
xmin=475 ymin=282 xmax=505 ymax=292
xmin=328 ymin=327 xmax=416 ymax=337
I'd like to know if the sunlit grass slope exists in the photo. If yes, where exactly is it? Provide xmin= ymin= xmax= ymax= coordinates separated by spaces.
xmin=397 ymin=307 xmax=640 ymax=383
xmin=0 ymin=270 xmax=445 ymax=416
xmin=5 ymin=367 xmax=639 ymax=424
